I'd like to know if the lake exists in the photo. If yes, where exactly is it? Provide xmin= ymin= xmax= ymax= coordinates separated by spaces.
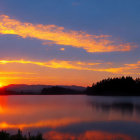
xmin=0 ymin=95 xmax=140 ymax=140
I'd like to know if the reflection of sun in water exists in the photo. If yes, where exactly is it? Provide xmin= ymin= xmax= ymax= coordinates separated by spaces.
xmin=0 ymin=96 xmax=7 ymax=114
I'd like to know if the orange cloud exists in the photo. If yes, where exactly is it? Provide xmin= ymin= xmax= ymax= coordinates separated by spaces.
xmin=103 ymin=61 xmax=140 ymax=73
xmin=0 ymin=77 xmax=38 ymax=80
xmin=0 ymin=59 xmax=101 ymax=70
xmin=0 ymin=72 xmax=36 ymax=75
xmin=0 ymin=15 xmax=136 ymax=53
xmin=60 ymin=48 xmax=65 ymax=51
xmin=0 ymin=59 xmax=140 ymax=74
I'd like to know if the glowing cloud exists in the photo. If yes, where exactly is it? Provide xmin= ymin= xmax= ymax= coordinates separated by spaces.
xmin=0 ymin=15 xmax=136 ymax=53
xmin=0 ymin=59 xmax=101 ymax=70
xmin=0 ymin=59 xmax=140 ymax=74
xmin=0 ymin=72 xmax=36 ymax=75
xmin=0 ymin=77 xmax=38 ymax=80
xmin=60 ymin=48 xmax=65 ymax=51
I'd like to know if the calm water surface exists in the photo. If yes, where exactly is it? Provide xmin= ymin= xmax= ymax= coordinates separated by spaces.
xmin=0 ymin=95 xmax=140 ymax=140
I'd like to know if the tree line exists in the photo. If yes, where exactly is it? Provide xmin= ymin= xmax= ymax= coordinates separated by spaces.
xmin=0 ymin=129 xmax=44 ymax=140
xmin=86 ymin=76 xmax=140 ymax=95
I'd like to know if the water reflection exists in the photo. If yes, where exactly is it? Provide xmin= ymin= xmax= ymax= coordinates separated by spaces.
xmin=0 ymin=95 xmax=139 ymax=140
xmin=87 ymin=96 xmax=140 ymax=119
xmin=0 ymin=96 xmax=7 ymax=113
xmin=89 ymin=102 xmax=135 ymax=115
xmin=44 ymin=131 xmax=134 ymax=140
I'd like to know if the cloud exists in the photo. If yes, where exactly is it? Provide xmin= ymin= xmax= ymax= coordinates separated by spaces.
xmin=0 ymin=77 xmax=37 ymax=80
xmin=0 ymin=72 xmax=36 ymax=75
xmin=0 ymin=15 xmax=136 ymax=53
xmin=104 ymin=61 xmax=140 ymax=73
xmin=0 ymin=59 xmax=101 ymax=70
xmin=0 ymin=59 xmax=140 ymax=74
xmin=60 ymin=48 xmax=65 ymax=51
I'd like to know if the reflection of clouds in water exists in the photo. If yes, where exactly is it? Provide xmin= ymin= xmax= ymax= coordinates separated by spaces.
xmin=0 ymin=95 xmax=90 ymax=124
xmin=18 ymin=121 xmax=140 ymax=140
xmin=0 ymin=117 xmax=92 ymax=129
xmin=44 ymin=131 xmax=134 ymax=140
xmin=0 ymin=96 xmax=139 ymax=139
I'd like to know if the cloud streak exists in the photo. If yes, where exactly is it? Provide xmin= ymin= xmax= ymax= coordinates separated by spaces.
xmin=0 ymin=77 xmax=38 ymax=80
xmin=0 ymin=15 xmax=136 ymax=53
xmin=0 ymin=72 xmax=36 ymax=75
xmin=0 ymin=59 xmax=139 ymax=74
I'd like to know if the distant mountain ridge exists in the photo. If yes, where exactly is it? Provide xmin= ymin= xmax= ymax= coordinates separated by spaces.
xmin=2 ymin=76 xmax=139 ymax=96
xmin=4 ymin=84 xmax=85 ymax=94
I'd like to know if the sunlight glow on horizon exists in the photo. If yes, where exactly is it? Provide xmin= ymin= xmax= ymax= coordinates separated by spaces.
xmin=0 ymin=59 xmax=140 ymax=86
xmin=0 ymin=84 xmax=4 ymax=88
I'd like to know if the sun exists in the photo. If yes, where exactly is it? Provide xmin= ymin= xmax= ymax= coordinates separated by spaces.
xmin=0 ymin=84 xmax=3 ymax=88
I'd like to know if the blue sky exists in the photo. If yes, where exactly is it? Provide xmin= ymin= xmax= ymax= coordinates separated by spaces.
xmin=0 ymin=0 xmax=140 ymax=86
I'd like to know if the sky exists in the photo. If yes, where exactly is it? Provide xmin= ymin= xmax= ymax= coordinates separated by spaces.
xmin=0 ymin=0 xmax=140 ymax=86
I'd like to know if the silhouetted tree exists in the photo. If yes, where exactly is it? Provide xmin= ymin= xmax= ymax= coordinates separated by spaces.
xmin=86 ymin=76 xmax=140 ymax=96
xmin=0 ymin=130 xmax=44 ymax=140
xmin=0 ymin=130 xmax=10 ymax=140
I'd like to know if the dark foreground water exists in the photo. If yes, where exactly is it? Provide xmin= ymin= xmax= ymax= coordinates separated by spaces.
xmin=0 ymin=95 xmax=140 ymax=140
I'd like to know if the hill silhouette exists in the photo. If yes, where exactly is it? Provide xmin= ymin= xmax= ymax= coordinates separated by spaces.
xmin=0 ymin=85 xmax=85 ymax=95
xmin=86 ymin=76 xmax=140 ymax=96
xmin=1 ymin=76 xmax=140 ymax=95
xmin=41 ymin=86 xmax=82 ymax=95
